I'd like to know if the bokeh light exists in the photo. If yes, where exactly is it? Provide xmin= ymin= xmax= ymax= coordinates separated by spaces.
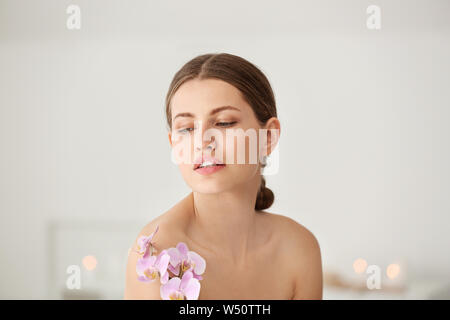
xmin=386 ymin=263 xmax=401 ymax=279
xmin=353 ymin=258 xmax=368 ymax=273
xmin=82 ymin=255 xmax=98 ymax=271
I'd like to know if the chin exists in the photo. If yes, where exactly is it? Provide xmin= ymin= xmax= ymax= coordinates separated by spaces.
xmin=189 ymin=179 xmax=231 ymax=194
xmin=181 ymin=165 xmax=258 ymax=193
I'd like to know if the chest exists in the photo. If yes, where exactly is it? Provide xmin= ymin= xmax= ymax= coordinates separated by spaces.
xmin=194 ymin=250 xmax=294 ymax=300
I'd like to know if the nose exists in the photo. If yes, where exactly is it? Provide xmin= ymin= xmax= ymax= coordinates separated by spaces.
xmin=195 ymin=136 xmax=216 ymax=151
xmin=192 ymin=119 xmax=214 ymax=151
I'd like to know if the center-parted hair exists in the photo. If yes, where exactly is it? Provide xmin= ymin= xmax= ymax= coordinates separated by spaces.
xmin=165 ymin=53 xmax=277 ymax=211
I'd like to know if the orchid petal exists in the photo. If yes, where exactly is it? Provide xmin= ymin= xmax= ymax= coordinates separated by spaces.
xmin=183 ymin=278 xmax=201 ymax=300
xmin=193 ymin=273 xmax=203 ymax=281
xmin=136 ymin=225 xmax=159 ymax=255
xmin=187 ymin=251 xmax=206 ymax=275
xmin=155 ymin=249 xmax=168 ymax=265
xmin=160 ymin=277 xmax=181 ymax=300
xmin=168 ymin=263 xmax=180 ymax=276
xmin=167 ymin=247 xmax=181 ymax=267
xmin=136 ymin=236 xmax=151 ymax=255
xmin=149 ymin=225 xmax=159 ymax=241
xmin=136 ymin=235 xmax=147 ymax=250
xmin=136 ymin=255 xmax=156 ymax=275
xmin=160 ymin=270 xmax=169 ymax=284
xmin=180 ymin=270 xmax=193 ymax=291
xmin=137 ymin=275 xmax=153 ymax=282
xmin=176 ymin=242 xmax=189 ymax=258
xmin=156 ymin=252 xmax=170 ymax=276
xmin=142 ymin=247 xmax=153 ymax=259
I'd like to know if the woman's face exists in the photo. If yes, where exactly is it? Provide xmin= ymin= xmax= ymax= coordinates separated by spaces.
xmin=168 ymin=78 xmax=278 ymax=194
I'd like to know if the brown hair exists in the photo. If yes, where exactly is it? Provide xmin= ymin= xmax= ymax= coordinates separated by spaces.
xmin=165 ymin=53 xmax=276 ymax=211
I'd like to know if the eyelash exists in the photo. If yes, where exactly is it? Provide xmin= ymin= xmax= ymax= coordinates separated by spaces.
xmin=177 ymin=121 xmax=237 ymax=133
xmin=217 ymin=121 xmax=237 ymax=127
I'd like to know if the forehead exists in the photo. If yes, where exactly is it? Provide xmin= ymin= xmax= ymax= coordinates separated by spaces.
xmin=170 ymin=78 xmax=250 ymax=117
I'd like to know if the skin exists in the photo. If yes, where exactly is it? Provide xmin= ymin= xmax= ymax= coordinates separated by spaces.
xmin=124 ymin=78 xmax=323 ymax=299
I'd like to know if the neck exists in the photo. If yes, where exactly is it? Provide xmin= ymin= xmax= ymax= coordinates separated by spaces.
xmin=186 ymin=175 xmax=261 ymax=266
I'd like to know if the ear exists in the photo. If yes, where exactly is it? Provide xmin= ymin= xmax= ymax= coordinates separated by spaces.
xmin=168 ymin=131 xmax=173 ymax=147
xmin=263 ymin=117 xmax=281 ymax=157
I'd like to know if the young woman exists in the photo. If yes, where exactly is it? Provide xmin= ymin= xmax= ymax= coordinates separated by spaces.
xmin=124 ymin=53 xmax=323 ymax=299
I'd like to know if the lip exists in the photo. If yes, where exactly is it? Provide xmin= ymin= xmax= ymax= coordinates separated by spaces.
xmin=194 ymin=164 xmax=226 ymax=175
xmin=193 ymin=155 xmax=226 ymax=175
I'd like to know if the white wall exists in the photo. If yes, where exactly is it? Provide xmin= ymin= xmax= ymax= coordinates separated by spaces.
xmin=0 ymin=0 xmax=449 ymax=298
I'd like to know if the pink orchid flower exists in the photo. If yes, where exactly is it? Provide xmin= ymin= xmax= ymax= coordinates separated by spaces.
xmin=135 ymin=225 xmax=207 ymax=300
xmin=136 ymin=225 xmax=159 ymax=258
xmin=167 ymin=242 xmax=206 ymax=280
xmin=136 ymin=249 xmax=170 ymax=284
xmin=160 ymin=270 xmax=200 ymax=300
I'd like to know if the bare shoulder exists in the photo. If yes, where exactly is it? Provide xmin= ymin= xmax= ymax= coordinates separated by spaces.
xmin=123 ymin=210 xmax=183 ymax=300
xmin=269 ymin=213 xmax=319 ymax=249
xmin=137 ymin=212 xmax=183 ymax=249
xmin=260 ymin=211 xmax=323 ymax=299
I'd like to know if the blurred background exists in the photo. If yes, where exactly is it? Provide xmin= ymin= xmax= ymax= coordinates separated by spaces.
xmin=0 ymin=0 xmax=449 ymax=299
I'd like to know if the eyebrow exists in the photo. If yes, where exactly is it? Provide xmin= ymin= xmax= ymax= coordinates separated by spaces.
xmin=173 ymin=105 xmax=241 ymax=121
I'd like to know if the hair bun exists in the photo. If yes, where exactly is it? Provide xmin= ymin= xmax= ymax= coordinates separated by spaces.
xmin=255 ymin=176 xmax=274 ymax=211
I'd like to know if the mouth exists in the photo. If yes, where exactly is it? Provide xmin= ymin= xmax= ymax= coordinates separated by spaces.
xmin=194 ymin=162 xmax=226 ymax=170
xmin=193 ymin=161 xmax=226 ymax=175
xmin=193 ymin=156 xmax=225 ymax=170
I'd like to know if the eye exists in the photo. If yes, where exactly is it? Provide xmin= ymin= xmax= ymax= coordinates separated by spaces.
xmin=216 ymin=121 xmax=237 ymax=127
xmin=177 ymin=127 xmax=194 ymax=133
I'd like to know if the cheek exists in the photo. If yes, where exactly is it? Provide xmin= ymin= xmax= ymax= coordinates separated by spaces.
xmin=223 ymin=129 xmax=261 ymax=165
xmin=172 ymin=135 xmax=194 ymax=165
xmin=178 ymin=163 xmax=195 ymax=181
xmin=225 ymin=163 xmax=260 ymax=185
xmin=179 ymin=162 xmax=190 ymax=171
